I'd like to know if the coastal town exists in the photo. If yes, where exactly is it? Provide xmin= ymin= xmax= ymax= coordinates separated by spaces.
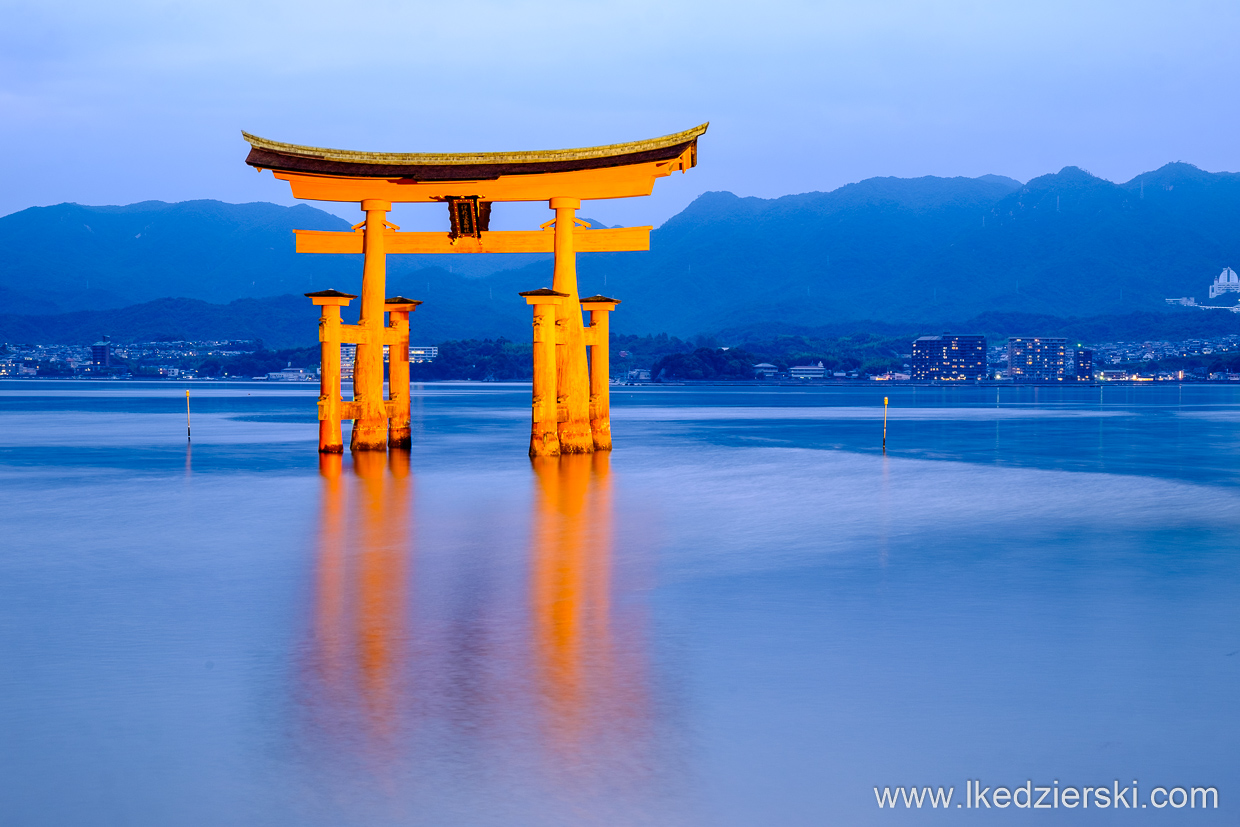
xmin=4 ymin=333 xmax=1237 ymax=383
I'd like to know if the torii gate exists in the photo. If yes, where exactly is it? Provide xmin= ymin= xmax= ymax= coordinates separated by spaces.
xmin=242 ymin=124 xmax=707 ymax=457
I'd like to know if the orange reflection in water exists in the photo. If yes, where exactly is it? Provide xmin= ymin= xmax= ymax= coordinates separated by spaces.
xmin=530 ymin=453 xmax=650 ymax=764
xmin=301 ymin=449 xmax=654 ymax=798
xmin=305 ymin=451 xmax=413 ymax=761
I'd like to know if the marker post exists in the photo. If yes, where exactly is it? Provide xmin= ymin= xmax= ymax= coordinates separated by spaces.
xmin=877 ymin=399 xmax=887 ymax=456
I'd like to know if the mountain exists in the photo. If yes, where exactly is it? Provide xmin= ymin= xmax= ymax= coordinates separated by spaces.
xmin=0 ymin=199 xmax=550 ymax=315
xmin=0 ymin=296 xmax=319 ymax=349
xmin=4 ymin=164 xmax=1240 ymax=339
xmin=566 ymin=174 xmax=1025 ymax=333
xmin=0 ymin=200 xmax=350 ymax=313
xmin=558 ymin=164 xmax=1240 ymax=334
xmin=0 ymin=288 xmax=532 ymax=350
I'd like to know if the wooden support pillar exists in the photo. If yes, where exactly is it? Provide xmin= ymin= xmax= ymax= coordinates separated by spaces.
xmin=581 ymin=295 xmax=621 ymax=452
xmin=385 ymin=297 xmax=421 ymax=449
xmin=351 ymin=198 xmax=392 ymax=452
xmin=306 ymin=289 xmax=357 ymax=453
xmin=549 ymin=197 xmax=594 ymax=454
xmin=521 ymin=288 xmax=568 ymax=457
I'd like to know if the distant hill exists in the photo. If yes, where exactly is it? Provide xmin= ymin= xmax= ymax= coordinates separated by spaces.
xmin=0 ymin=289 xmax=530 ymax=349
xmin=4 ymin=164 xmax=1240 ymax=338
xmin=0 ymin=199 xmax=551 ymax=316
xmin=557 ymin=163 xmax=1240 ymax=334
xmin=715 ymin=309 xmax=1240 ymax=347
xmin=2 ymin=295 xmax=1236 ymax=352
xmin=0 ymin=296 xmax=319 ymax=349
xmin=0 ymin=201 xmax=351 ymax=313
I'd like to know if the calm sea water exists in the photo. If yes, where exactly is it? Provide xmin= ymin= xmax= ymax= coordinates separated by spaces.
xmin=1 ymin=380 xmax=1238 ymax=825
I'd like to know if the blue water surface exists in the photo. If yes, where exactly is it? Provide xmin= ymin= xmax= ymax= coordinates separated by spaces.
xmin=1 ymin=380 xmax=1237 ymax=825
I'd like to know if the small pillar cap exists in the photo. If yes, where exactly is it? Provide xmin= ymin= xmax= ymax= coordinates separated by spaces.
xmin=581 ymin=294 xmax=621 ymax=311
xmin=520 ymin=287 xmax=569 ymax=306
xmin=385 ymin=296 xmax=423 ymax=311
xmin=306 ymin=288 xmax=357 ymax=306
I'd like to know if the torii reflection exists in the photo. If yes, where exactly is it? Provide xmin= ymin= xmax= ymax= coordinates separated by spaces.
xmin=300 ymin=450 xmax=659 ymax=810
xmin=530 ymin=453 xmax=652 ymax=771
xmin=303 ymin=450 xmax=413 ymax=764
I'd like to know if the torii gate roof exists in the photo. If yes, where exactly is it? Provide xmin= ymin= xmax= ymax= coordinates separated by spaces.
xmin=242 ymin=124 xmax=708 ymax=181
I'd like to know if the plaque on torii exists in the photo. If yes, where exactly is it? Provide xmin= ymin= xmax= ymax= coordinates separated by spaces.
xmin=242 ymin=123 xmax=707 ymax=456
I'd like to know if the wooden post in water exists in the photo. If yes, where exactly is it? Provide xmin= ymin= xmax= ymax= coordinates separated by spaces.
xmin=522 ymin=288 xmax=568 ymax=457
xmin=351 ymin=199 xmax=392 ymax=452
xmin=384 ymin=297 xmax=421 ymax=449
xmin=307 ymin=289 xmax=356 ymax=453
xmin=883 ymin=396 xmax=889 ymax=453
xmin=185 ymin=390 xmax=192 ymax=442
xmin=581 ymin=295 xmax=620 ymax=452
xmin=549 ymin=198 xmax=594 ymax=454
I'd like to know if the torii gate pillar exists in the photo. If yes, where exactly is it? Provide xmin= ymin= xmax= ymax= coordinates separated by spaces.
xmin=308 ymin=289 xmax=355 ymax=453
xmin=352 ymin=199 xmax=392 ymax=452
xmin=549 ymin=197 xmax=593 ymax=454
xmin=521 ymin=288 xmax=568 ymax=457
xmin=385 ymin=296 xmax=420 ymax=449
xmin=582 ymin=295 xmax=621 ymax=451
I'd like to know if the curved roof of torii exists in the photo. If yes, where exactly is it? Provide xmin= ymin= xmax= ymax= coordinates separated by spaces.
xmin=243 ymin=124 xmax=708 ymax=181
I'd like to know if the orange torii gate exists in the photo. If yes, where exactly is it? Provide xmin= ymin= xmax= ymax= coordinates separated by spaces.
xmin=242 ymin=124 xmax=707 ymax=456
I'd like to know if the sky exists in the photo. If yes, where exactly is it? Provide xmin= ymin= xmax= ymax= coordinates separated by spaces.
xmin=2 ymin=0 xmax=1239 ymax=230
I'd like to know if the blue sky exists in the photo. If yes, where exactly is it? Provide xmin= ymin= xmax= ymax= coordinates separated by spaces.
xmin=2 ymin=0 xmax=1238 ymax=229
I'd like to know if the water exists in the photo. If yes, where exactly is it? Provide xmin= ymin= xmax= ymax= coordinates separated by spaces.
xmin=1 ymin=381 xmax=1238 ymax=825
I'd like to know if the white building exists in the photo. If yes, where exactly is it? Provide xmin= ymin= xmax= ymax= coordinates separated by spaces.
xmin=340 ymin=344 xmax=356 ymax=380
xmin=789 ymin=362 xmax=826 ymax=380
xmin=267 ymin=365 xmax=316 ymax=381
xmin=1209 ymin=267 xmax=1240 ymax=299
xmin=409 ymin=346 xmax=438 ymax=363
xmin=752 ymin=362 xmax=778 ymax=378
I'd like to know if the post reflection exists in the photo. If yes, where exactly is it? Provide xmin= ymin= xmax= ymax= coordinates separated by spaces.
xmin=304 ymin=450 xmax=413 ymax=762
xmin=299 ymin=450 xmax=659 ymax=813
xmin=530 ymin=453 xmax=650 ymax=766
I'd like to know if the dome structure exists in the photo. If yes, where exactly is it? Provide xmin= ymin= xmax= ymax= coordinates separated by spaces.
xmin=1209 ymin=267 xmax=1240 ymax=298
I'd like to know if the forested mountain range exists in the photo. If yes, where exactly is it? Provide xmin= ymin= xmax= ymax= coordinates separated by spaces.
xmin=560 ymin=163 xmax=1240 ymax=333
xmin=2 ymin=162 xmax=1239 ymax=344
